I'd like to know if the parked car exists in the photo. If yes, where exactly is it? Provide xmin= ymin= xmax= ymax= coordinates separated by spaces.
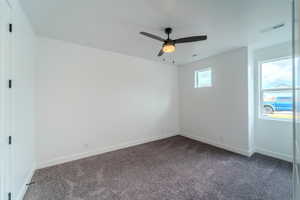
xmin=264 ymin=96 xmax=293 ymax=114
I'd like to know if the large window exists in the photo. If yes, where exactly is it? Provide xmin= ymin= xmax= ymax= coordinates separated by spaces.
xmin=194 ymin=68 xmax=212 ymax=88
xmin=259 ymin=58 xmax=294 ymax=120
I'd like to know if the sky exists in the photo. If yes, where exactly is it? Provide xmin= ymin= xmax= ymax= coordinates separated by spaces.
xmin=262 ymin=58 xmax=293 ymax=89
xmin=262 ymin=58 xmax=300 ymax=99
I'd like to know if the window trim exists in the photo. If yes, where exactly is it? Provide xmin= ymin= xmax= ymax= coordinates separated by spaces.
xmin=194 ymin=67 xmax=212 ymax=88
xmin=258 ymin=56 xmax=293 ymax=121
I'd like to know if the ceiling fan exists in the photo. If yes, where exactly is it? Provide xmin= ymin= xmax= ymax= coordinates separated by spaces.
xmin=140 ymin=27 xmax=207 ymax=57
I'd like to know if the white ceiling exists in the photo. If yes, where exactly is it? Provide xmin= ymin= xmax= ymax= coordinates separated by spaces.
xmin=20 ymin=0 xmax=292 ymax=65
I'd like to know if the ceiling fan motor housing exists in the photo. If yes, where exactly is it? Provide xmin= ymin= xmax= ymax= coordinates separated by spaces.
xmin=165 ymin=27 xmax=172 ymax=35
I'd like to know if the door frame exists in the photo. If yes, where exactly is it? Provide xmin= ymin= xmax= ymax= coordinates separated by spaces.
xmin=0 ymin=0 xmax=12 ymax=199
xmin=292 ymin=0 xmax=300 ymax=198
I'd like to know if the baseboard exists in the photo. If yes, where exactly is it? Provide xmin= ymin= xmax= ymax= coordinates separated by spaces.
xmin=16 ymin=166 xmax=36 ymax=200
xmin=180 ymin=133 xmax=252 ymax=157
xmin=38 ymin=133 xmax=177 ymax=169
xmin=248 ymin=148 xmax=255 ymax=157
xmin=254 ymin=147 xmax=293 ymax=162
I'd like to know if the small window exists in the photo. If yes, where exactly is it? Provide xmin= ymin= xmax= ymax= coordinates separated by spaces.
xmin=194 ymin=68 xmax=212 ymax=88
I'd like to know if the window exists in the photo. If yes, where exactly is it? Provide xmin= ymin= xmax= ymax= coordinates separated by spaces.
xmin=259 ymin=58 xmax=297 ymax=120
xmin=194 ymin=68 xmax=212 ymax=88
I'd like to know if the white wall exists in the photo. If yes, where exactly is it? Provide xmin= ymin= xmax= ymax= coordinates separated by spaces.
xmin=9 ymin=0 xmax=37 ymax=199
xmin=253 ymin=42 xmax=293 ymax=161
xmin=179 ymin=47 xmax=251 ymax=156
xmin=36 ymin=37 xmax=179 ymax=168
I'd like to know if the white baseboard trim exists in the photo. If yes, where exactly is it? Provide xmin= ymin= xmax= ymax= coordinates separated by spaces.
xmin=248 ymin=148 xmax=255 ymax=157
xmin=38 ymin=133 xmax=177 ymax=169
xmin=180 ymin=133 xmax=252 ymax=157
xmin=254 ymin=147 xmax=292 ymax=162
xmin=16 ymin=166 xmax=35 ymax=200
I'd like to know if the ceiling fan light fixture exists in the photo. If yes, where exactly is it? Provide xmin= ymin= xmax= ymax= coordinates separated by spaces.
xmin=162 ymin=44 xmax=176 ymax=53
xmin=140 ymin=28 xmax=207 ymax=57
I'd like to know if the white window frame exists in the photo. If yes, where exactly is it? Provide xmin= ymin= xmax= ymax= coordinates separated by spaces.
xmin=258 ymin=56 xmax=294 ymax=121
xmin=194 ymin=67 xmax=212 ymax=88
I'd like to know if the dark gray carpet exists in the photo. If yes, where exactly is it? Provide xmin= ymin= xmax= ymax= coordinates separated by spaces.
xmin=24 ymin=136 xmax=292 ymax=200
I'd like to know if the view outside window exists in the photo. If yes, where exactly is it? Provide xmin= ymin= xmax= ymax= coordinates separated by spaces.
xmin=194 ymin=68 xmax=212 ymax=88
xmin=261 ymin=58 xmax=295 ymax=120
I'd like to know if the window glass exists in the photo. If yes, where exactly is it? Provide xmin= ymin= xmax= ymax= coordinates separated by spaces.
xmin=195 ymin=68 xmax=212 ymax=88
xmin=260 ymin=58 xmax=294 ymax=120
xmin=261 ymin=58 xmax=292 ymax=89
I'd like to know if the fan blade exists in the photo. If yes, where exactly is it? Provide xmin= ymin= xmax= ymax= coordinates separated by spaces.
xmin=157 ymin=49 xmax=164 ymax=57
xmin=140 ymin=32 xmax=165 ymax=42
xmin=174 ymin=35 xmax=207 ymax=44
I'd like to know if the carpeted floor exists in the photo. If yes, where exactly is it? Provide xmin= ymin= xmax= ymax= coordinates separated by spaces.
xmin=24 ymin=136 xmax=292 ymax=200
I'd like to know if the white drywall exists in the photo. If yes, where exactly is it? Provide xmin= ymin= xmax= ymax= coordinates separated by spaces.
xmin=253 ymin=42 xmax=293 ymax=161
xmin=179 ymin=47 xmax=251 ymax=156
xmin=9 ymin=0 xmax=37 ymax=199
xmin=36 ymin=37 xmax=179 ymax=168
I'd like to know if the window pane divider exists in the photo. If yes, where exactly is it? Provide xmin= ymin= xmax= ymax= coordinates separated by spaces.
xmin=262 ymin=88 xmax=299 ymax=92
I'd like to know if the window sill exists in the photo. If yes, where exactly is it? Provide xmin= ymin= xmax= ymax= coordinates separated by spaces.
xmin=258 ymin=117 xmax=300 ymax=123
xmin=258 ymin=116 xmax=293 ymax=123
